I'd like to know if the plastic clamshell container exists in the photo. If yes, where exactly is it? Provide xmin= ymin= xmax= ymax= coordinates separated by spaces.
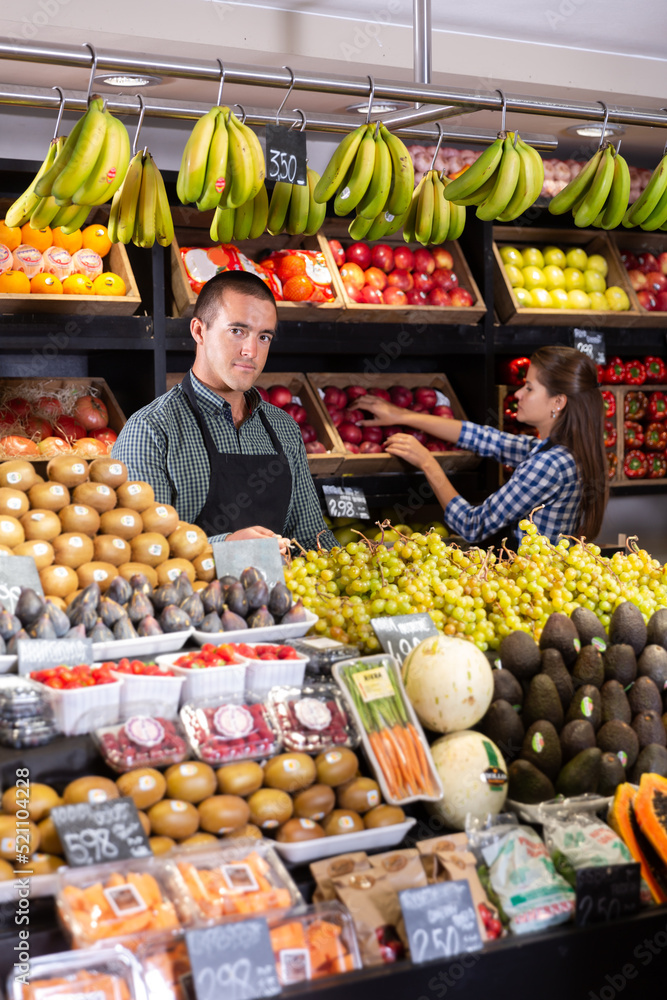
xmin=56 ymin=855 xmax=195 ymax=949
xmin=332 ymin=654 xmax=444 ymax=807
xmin=155 ymin=651 xmax=248 ymax=704
xmin=241 ymin=646 xmax=308 ymax=699
xmin=134 ymin=930 xmax=192 ymax=1000
xmin=7 ymin=944 xmax=148 ymax=1000
xmin=191 ymin=609 xmax=319 ymax=646
xmin=268 ymin=900 xmax=362 ymax=985
xmin=108 ymin=669 xmax=185 ymax=721
xmin=167 ymin=839 xmax=303 ymax=924
xmin=272 ymin=817 xmax=417 ymax=865
xmin=32 ymin=676 xmax=122 ymax=737
xmin=0 ymin=676 xmax=61 ymax=748
xmin=267 ymin=682 xmax=360 ymax=754
xmin=93 ymin=715 xmax=191 ymax=773
xmin=180 ymin=695 xmax=281 ymax=764
xmin=286 ymin=636 xmax=361 ymax=679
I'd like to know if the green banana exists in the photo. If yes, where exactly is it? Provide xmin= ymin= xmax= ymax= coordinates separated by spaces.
xmin=5 ymin=138 xmax=62 ymax=228
xmin=59 ymin=204 xmax=92 ymax=236
xmin=496 ymin=139 xmax=544 ymax=222
xmin=348 ymin=213 xmax=375 ymax=240
xmin=548 ymin=147 xmax=603 ymax=216
xmin=599 ymin=150 xmax=630 ymax=230
xmin=313 ymin=124 xmax=367 ymax=204
xmin=476 ymin=134 xmax=522 ymax=222
xmin=72 ymin=110 xmax=131 ymax=206
xmin=286 ymin=175 xmax=310 ymax=235
xmin=357 ymin=128 xmax=392 ymax=220
xmin=304 ymin=169 xmax=327 ymax=236
xmin=51 ymin=99 xmax=108 ymax=203
xmin=29 ymin=196 xmax=63 ymax=230
xmin=153 ymin=156 xmax=175 ymax=247
xmin=380 ymin=125 xmax=414 ymax=218
xmin=430 ymin=172 xmax=451 ymax=245
xmin=232 ymin=194 xmax=254 ymax=241
xmin=446 ymin=198 xmax=466 ymax=241
xmin=334 ymin=124 xmax=376 ymax=215
xmin=134 ymin=153 xmax=157 ymax=248
xmin=443 ymin=136 xmax=504 ymax=204
xmin=236 ymin=117 xmax=265 ymax=201
xmin=248 ymin=183 xmax=269 ymax=239
xmin=266 ymin=181 xmax=292 ymax=235
xmin=212 ymin=205 xmax=235 ymax=243
xmin=224 ymin=112 xmax=255 ymax=209
xmin=402 ymin=175 xmax=426 ymax=244
xmin=415 ymin=169 xmax=435 ymax=244
xmin=51 ymin=199 xmax=87 ymax=230
xmin=365 ymin=209 xmax=393 ymax=242
xmin=453 ymin=172 xmax=498 ymax=207
xmin=574 ymin=144 xmax=615 ymax=228
xmin=195 ymin=108 xmax=229 ymax=212
xmin=385 ymin=208 xmax=408 ymax=237
xmin=35 ymin=102 xmax=102 ymax=198
xmin=108 ymin=185 xmax=121 ymax=243
xmin=115 ymin=149 xmax=144 ymax=245
xmin=623 ymin=153 xmax=667 ymax=227
xmin=177 ymin=107 xmax=220 ymax=205
xmin=639 ymin=178 xmax=667 ymax=231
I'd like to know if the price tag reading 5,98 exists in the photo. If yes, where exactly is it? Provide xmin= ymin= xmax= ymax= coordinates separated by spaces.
xmin=264 ymin=124 xmax=307 ymax=186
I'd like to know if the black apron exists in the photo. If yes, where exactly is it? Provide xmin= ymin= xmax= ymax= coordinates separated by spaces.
xmin=180 ymin=374 xmax=293 ymax=538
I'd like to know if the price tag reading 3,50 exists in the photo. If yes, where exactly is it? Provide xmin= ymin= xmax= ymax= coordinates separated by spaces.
xmin=322 ymin=485 xmax=369 ymax=520
xmin=264 ymin=124 xmax=307 ymax=186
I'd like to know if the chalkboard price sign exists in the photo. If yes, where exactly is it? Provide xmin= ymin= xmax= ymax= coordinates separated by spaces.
xmin=370 ymin=612 xmax=438 ymax=665
xmin=322 ymin=485 xmax=369 ymax=520
xmin=400 ymin=880 xmax=483 ymax=964
xmin=575 ymin=862 xmax=641 ymax=927
xmin=0 ymin=557 xmax=43 ymax=615
xmin=17 ymin=637 xmax=93 ymax=676
xmin=51 ymin=796 xmax=152 ymax=868
xmin=212 ymin=537 xmax=286 ymax=590
xmin=186 ymin=919 xmax=281 ymax=1000
xmin=572 ymin=328 xmax=606 ymax=365
xmin=265 ymin=123 xmax=307 ymax=186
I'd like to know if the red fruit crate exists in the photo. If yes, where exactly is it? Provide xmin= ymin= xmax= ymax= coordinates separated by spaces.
xmin=608 ymin=231 xmax=667 ymax=328
xmin=605 ymin=383 xmax=667 ymax=486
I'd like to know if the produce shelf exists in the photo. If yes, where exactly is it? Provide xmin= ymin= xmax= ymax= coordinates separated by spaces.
xmin=608 ymin=230 xmax=667 ymax=328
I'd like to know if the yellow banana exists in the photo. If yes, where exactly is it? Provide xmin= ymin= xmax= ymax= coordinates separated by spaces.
xmin=496 ymin=138 xmax=544 ymax=222
xmin=153 ymin=156 xmax=175 ymax=247
xmin=476 ymin=134 xmax=522 ymax=222
xmin=430 ymin=171 xmax=451 ymax=245
xmin=222 ymin=112 xmax=255 ymax=209
xmin=5 ymin=138 xmax=62 ymax=228
xmin=177 ymin=107 xmax=220 ymax=205
xmin=385 ymin=209 xmax=408 ymax=237
xmin=347 ymin=213 xmax=374 ymax=240
xmin=599 ymin=150 xmax=630 ymax=230
xmin=211 ymin=204 xmax=235 ymax=243
xmin=232 ymin=195 xmax=254 ymax=241
xmin=623 ymin=153 xmax=667 ymax=227
xmin=304 ymin=169 xmax=327 ymax=236
xmin=35 ymin=103 xmax=102 ymax=198
xmin=365 ymin=209 xmax=393 ymax=241
xmin=134 ymin=153 xmax=157 ymax=248
xmin=313 ymin=124 xmax=367 ymax=204
xmin=72 ymin=111 xmax=130 ymax=206
xmin=286 ymin=176 xmax=310 ymax=235
xmin=108 ymin=185 xmax=121 ymax=243
xmin=29 ymin=196 xmax=63 ymax=230
xmin=115 ymin=149 xmax=144 ymax=245
xmin=548 ymin=147 xmax=603 ymax=216
xmin=334 ymin=124 xmax=376 ymax=215
xmin=402 ymin=175 xmax=426 ymax=244
xmin=380 ymin=125 xmax=414 ymax=218
xmin=574 ymin=144 xmax=615 ymax=228
xmin=444 ymin=136 xmax=504 ymax=203
xmin=236 ymin=118 xmax=265 ymax=201
xmin=51 ymin=99 xmax=108 ymax=203
xmin=267 ymin=181 xmax=292 ymax=235
xmin=446 ymin=198 xmax=466 ymax=241
xmin=59 ymin=204 xmax=92 ymax=236
xmin=51 ymin=199 xmax=86 ymax=229
xmin=196 ymin=108 xmax=230 ymax=212
xmin=248 ymin=183 xmax=269 ymax=239
xmin=357 ymin=127 xmax=392 ymax=220
xmin=415 ymin=169 xmax=436 ymax=244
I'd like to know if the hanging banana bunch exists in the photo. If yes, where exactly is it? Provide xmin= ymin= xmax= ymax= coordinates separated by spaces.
xmin=403 ymin=170 xmax=466 ymax=245
xmin=619 ymin=147 xmax=667 ymax=232
xmin=265 ymin=168 xmax=326 ymax=237
xmin=4 ymin=137 xmax=64 ymax=229
xmin=210 ymin=183 xmax=269 ymax=242
xmin=548 ymin=142 xmax=631 ymax=229
xmin=177 ymin=106 xmax=265 ymax=212
xmin=108 ymin=149 xmax=174 ymax=248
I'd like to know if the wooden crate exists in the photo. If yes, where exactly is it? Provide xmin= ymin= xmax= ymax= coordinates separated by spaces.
xmin=607 ymin=230 xmax=667 ymax=328
xmin=492 ymin=226 xmax=641 ymax=327
xmin=605 ymin=383 xmax=667 ymax=486
xmin=165 ymin=370 xmax=345 ymax=476
xmin=320 ymin=218 xmax=485 ymax=324
xmin=169 ymin=206 xmax=344 ymax=321
xmin=306 ymin=372 xmax=480 ymax=476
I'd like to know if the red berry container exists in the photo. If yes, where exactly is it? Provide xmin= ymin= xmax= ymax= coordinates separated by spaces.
xmin=267 ymin=683 xmax=360 ymax=754
xmin=180 ymin=696 xmax=281 ymax=764
xmin=93 ymin=715 xmax=191 ymax=773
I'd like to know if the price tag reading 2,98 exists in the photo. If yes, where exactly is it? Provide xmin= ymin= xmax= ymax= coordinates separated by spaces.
xmin=322 ymin=485 xmax=369 ymax=520
xmin=186 ymin=919 xmax=281 ymax=1000
xmin=264 ymin=124 xmax=307 ymax=186
xmin=370 ymin=613 xmax=438 ymax=665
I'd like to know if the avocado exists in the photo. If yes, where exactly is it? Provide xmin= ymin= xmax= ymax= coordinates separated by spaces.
xmin=541 ymin=648 xmax=574 ymax=709
xmin=627 ymin=675 xmax=662 ymax=716
xmin=638 ymin=645 xmax=667 ymax=691
xmin=571 ymin=606 xmax=608 ymax=650
xmin=630 ymin=744 xmax=667 ymax=783
xmin=559 ymin=719 xmax=596 ymax=763
xmin=492 ymin=669 xmax=524 ymax=708
xmin=572 ymin=645 xmax=605 ymax=690
xmin=598 ymin=752 xmax=626 ymax=797
xmin=609 ymin=601 xmax=647 ymax=656
xmin=632 ymin=711 xmax=667 ymax=749
xmin=479 ymin=700 xmax=525 ymax=760
xmin=600 ymin=680 xmax=632 ymax=725
xmin=498 ymin=630 xmax=541 ymax=681
xmin=565 ymin=684 xmax=602 ymax=730
xmin=647 ymin=608 xmax=667 ymax=650
xmin=508 ymin=759 xmax=556 ymax=805
xmin=539 ymin=612 xmax=580 ymax=667
xmin=596 ymin=720 xmax=640 ymax=769
xmin=520 ymin=720 xmax=562 ymax=781
xmin=523 ymin=674 xmax=564 ymax=732
xmin=555 ymin=747 xmax=602 ymax=797
xmin=603 ymin=644 xmax=637 ymax=688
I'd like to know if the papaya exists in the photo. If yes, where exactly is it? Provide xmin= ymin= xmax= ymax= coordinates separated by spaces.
xmin=608 ymin=781 xmax=667 ymax=904
xmin=633 ymin=773 xmax=667 ymax=897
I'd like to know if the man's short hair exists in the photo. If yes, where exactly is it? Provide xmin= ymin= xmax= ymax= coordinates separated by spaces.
xmin=193 ymin=270 xmax=277 ymax=329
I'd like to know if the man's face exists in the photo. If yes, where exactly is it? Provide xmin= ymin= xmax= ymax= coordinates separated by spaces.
xmin=191 ymin=289 xmax=277 ymax=393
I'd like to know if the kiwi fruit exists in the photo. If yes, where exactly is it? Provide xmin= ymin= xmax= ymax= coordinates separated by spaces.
xmin=315 ymin=747 xmax=359 ymax=787
xmin=93 ymin=534 xmax=131 ymax=566
xmin=1 ymin=782 xmax=61 ymax=821
xmin=100 ymin=508 xmax=144 ymax=540
xmin=89 ymin=458 xmax=128 ymax=488
xmin=292 ymin=783 xmax=336 ymax=821
xmin=130 ymin=532 xmax=170 ymax=567
xmin=14 ymin=540 xmax=54 ymax=571
xmin=198 ymin=794 xmax=250 ymax=834
xmin=0 ymin=516 xmax=24 ymax=548
xmin=165 ymin=761 xmax=217 ymax=803
xmin=322 ymin=809 xmax=365 ymax=836
xmin=168 ymin=524 xmax=207 ymax=561
xmin=0 ymin=859 xmax=14 ymax=881
xmin=147 ymin=799 xmax=199 ymax=839
xmin=137 ymin=811 xmax=151 ymax=837
xmin=0 ymin=487 xmax=29 ymax=517
xmin=263 ymin=753 xmax=317 ymax=794
xmin=72 ymin=482 xmax=117 ymax=513
xmin=157 ymin=559 xmax=197 ymax=586
xmin=225 ymin=824 xmax=263 ymax=840
xmin=28 ymin=482 xmax=70 ymax=512
xmin=0 ymin=816 xmax=39 ymax=859
xmin=277 ymin=818 xmax=326 ymax=843
xmin=116 ymin=481 xmax=155 ymax=512
xmin=40 ymin=564 xmax=78 ymax=599
xmin=116 ymin=768 xmax=166 ymax=810
xmin=20 ymin=509 xmax=62 ymax=542
xmin=247 ymin=788 xmax=293 ymax=829
xmin=76 ymin=561 xmax=118 ymax=591
xmin=63 ymin=775 xmax=119 ymax=805
xmin=36 ymin=816 xmax=62 ymax=855
xmin=0 ymin=544 xmax=12 ymax=557
xmin=193 ymin=552 xmax=216 ymax=583
xmin=51 ymin=533 xmax=94 ymax=569
xmin=29 ymin=853 xmax=66 ymax=876
xmin=337 ymin=776 xmax=381 ymax=814
xmin=149 ymin=836 xmax=176 ymax=855
xmin=117 ymin=562 xmax=159 ymax=588
xmin=364 ymin=804 xmax=406 ymax=828
xmin=46 ymin=456 xmax=89 ymax=488
xmin=141 ymin=503 xmax=180 ymax=536
xmin=179 ymin=832 xmax=219 ymax=848
xmin=216 ymin=761 xmax=264 ymax=797
xmin=0 ymin=460 xmax=39 ymax=491
xmin=58 ymin=503 xmax=100 ymax=537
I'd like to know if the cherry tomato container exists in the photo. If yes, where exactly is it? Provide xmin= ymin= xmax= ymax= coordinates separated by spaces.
xmin=31 ymin=670 xmax=122 ymax=736
xmin=267 ymin=683 xmax=359 ymax=754
xmin=236 ymin=643 xmax=308 ymax=698
xmin=180 ymin=695 xmax=281 ymax=764
xmin=106 ymin=659 xmax=185 ymax=721
xmin=93 ymin=715 xmax=191 ymax=773
xmin=156 ymin=647 xmax=248 ymax=704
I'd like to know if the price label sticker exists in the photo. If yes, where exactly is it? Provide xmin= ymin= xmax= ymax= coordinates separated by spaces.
xmin=400 ymin=880 xmax=483 ymax=965
xmin=575 ymin=862 xmax=641 ymax=927
xmin=352 ymin=665 xmax=395 ymax=702
xmin=322 ymin=485 xmax=369 ymax=520
xmin=370 ymin=613 xmax=438 ymax=665
xmin=265 ymin=123 xmax=307 ymax=186
xmin=0 ymin=556 xmax=43 ymax=615
xmin=572 ymin=328 xmax=606 ymax=365
xmin=51 ymin=796 xmax=152 ymax=868
xmin=186 ymin=918 xmax=281 ymax=1000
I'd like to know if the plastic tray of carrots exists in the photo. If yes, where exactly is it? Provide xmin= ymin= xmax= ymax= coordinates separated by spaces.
xmin=333 ymin=654 xmax=443 ymax=806
xmin=169 ymin=840 xmax=303 ymax=923
xmin=269 ymin=902 xmax=362 ymax=985
xmin=135 ymin=931 xmax=194 ymax=1000
xmin=56 ymin=857 xmax=194 ymax=949
xmin=8 ymin=945 xmax=146 ymax=1000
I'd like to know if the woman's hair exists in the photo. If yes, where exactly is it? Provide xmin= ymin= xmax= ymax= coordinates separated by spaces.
xmin=530 ymin=345 xmax=608 ymax=540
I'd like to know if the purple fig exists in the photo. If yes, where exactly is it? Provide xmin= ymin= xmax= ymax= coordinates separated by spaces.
xmin=241 ymin=566 xmax=263 ymax=590
xmin=129 ymin=573 xmax=152 ymax=596
xmin=220 ymin=607 xmax=248 ymax=632
xmin=152 ymin=584 xmax=179 ymax=612
xmin=280 ymin=599 xmax=307 ymax=624
xmin=65 ymin=624 xmax=87 ymax=639
xmin=66 ymin=583 xmax=100 ymax=620
xmin=0 ymin=610 xmax=22 ymax=641
xmin=128 ymin=590 xmax=154 ymax=624
xmin=226 ymin=582 xmax=248 ymax=618
xmin=28 ymin=614 xmax=57 ymax=640
xmin=174 ymin=572 xmax=193 ymax=603
xmin=68 ymin=603 xmax=97 ymax=632
xmin=137 ymin=616 xmax=163 ymax=637
xmin=7 ymin=628 xmax=29 ymax=653
xmin=268 ymin=582 xmax=292 ymax=618
xmin=247 ymin=605 xmax=275 ymax=629
xmin=99 ymin=597 xmax=126 ymax=628
xmin=245 ymin=579 xmax=269 ymax=610
xmin=90 ymin=619 xmax=114 ymax=643
xmin=160 ymin=605 xmax=191 ymax=633
xmin=44 ymin=601 xmax=71 ymax=638
xmin=219 ymin=575 xmax=238 ymax=589
xmin=180 ymin=593 xmax=204 ymax=627
xmin=107 ymin=576 xmax=132 ymax=605
xmin=201 ymin=580 xmax=223 ymax=615
xmin=113 ymin=616 xmax=139 ymax=640
xmin=199 ymin=611 xmax=223 ymax=633
xmin=15 ymin=589 xmax=45 ymax=627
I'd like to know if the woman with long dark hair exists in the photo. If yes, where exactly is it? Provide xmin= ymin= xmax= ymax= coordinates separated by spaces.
xmin=357 ymin=346 xmax=608 ymax=544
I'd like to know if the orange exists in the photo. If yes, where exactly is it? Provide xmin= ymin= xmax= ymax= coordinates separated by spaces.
xmin=62 ymin=274 xmax=94 ymax=296
xmin=52 ymin=227 xmax=83 ymax=255
xmin=0 ymin=220 xmax=21 ymax=252
xmin=31 ymin=273 xmax=63 ymax=294
xmin=20 ymin=224 xmax=52 ymax=253
xmin=0 ymin=270 xmax=30 ymax=294
xmin=282 ymin=274 xmax=315 ymax=301
xmin=81 ymin=224 xmax=112 ymax=258
xmin=92 ymin=272 xmax=126 ymax=296
xmin=276 ymin=254 xmax=307 ymax=281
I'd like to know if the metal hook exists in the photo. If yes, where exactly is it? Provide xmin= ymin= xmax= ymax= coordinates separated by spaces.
xmin=84 ymin=43 xmax=98 ymax=104
xmin=429 ymin=123 xmax=445 ymax=172
xmin=366 ymin=75 xmax=376 ymax=124
xmin=234 ymin=103 xmax=248 ymax=124
xmin=289 ymin=108 xmax=307 ymax=132
xmin=615 ymin=138 xmax=622 ymax=156
xmin=51 ymin=86 xmax=66 ymax=140
xmin=275 ymin=67 xmax=295 ymax=126
xmin=495 ymin=89 xmax=507 ymax=133
xmin=215 ymin=59 xmax=226 ymax=107
xmin=597 ymin=100 xmax=610 ymax=149
xmin=132 ymin=93 xmax=147 ymax=156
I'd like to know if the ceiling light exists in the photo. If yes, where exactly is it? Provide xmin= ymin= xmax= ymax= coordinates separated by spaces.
xmin=565 ymin=122 xmax=625 ymax=138
xmin=94 ymin=74 xmax=163 ymax=88
xmin=345 ymin=100 xmax=409 ymax=115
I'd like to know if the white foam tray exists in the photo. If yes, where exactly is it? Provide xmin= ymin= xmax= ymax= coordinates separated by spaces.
xmin=191 ymin=610 xmax=318 ymax=646
xmin=272 ymin=817 xmax=417 ymax=864
xmin=91 ymin=628 xmax=193 ymax=661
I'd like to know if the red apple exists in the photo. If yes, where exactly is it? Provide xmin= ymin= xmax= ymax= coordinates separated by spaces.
xmin=645 ymin=271 xmax=667 ymax=293
xmin=433 ymin=405 xmax=455 ymax=418
xmin=299 ymin=424 xmax=316 ymax=443
xmin=393 ymin=246 xmax=414 ymax=271
xmin=0 ymin=411 xmax=14 ymax=434
xmin=345 ymin=385 xmax=367 ymax=403
xmin=382 ymin=287 xmax=408 ymax=306
xmin=432 ymin=247 xmax=454 ymax=270
xmin=387 ymin=269 xmax=413 ymax=291
xmin=432 ymin=268 xmax=458 ymax=291
xmin=637 ymin=290 xmax=658 ymax=311
xmin=305 ymin=440 xmax=326 ymax=454
xmin=344 ymin=282 xmax=364 ymax=303
xmin=323 ymin=386 xmax=346 ymax=409
xmin=450 ymin=287 xmax=474 ymax=307
xmin=414 ymin=387 xmax=437 ymax=409
xmin=620 ymin=250 xmax=639 ymax=271
xmin=390 ymin=386 xmax=413 ymax=408
xmin=338 ymin=422 xmax=362 ymax=444
xmin=343 ymin=408 xmax=364 ymax=425
xmin=90 ymin=428 xmax=118 ymax=446
xmin=638 ymin=252 xmax=659 ymax=273
xmin=413 ymin=271 xmax=434 ymax=293
xmin=345 ymin=242 xmax=372 ymax=270
xmin=340 ymin=261 xmax=365 ymax=289
xmin=627 ymin=269 xmax=648 ymax=291
xmin=362 ymin=426 xmax=383 ymax=444
xmin=426 ymin=441 xmax=444 ymax=452
xmin=5 ymin=398 xmax=31 ymax=419
xmin=428 ymin=287 xmax=452 ymax=306
xmin=268 ymin=385 xmax=293 ymax=408
xmin=328 ymin=239 xmax=345 ymax=267
xmin=361 ymin=285 xmax=384 ymax=305
xmin=406 ymin=289 xmax=429 ymax=306
xmin=364 ymin=266 xmax=388 ymax=291
xmin=328 ymin=408 xmax=344 ymax=427
xmin=382 ymin=425 xmax=403 ymax=439
xmin=284 ymin=402 xmax=307 ymax=424
xmin=654 ymin=290 xmax=667 ymax=311
xmin=413 ymin=248 xmax=435 ymax=274
xmin=658 ymin=252 xmax=667 ymax=276
xmin=256 ymin=386 xmax=269 ymax=402
xmin=55 ymin=415 xmax=86 ymax=441
xmin=405 ymin=428 xmax=427 ymax=444
xmin=37 ymin=436 xmax=69 ymax=456
xmin=359 ymin=441 xmax=383 ymax=453
xmin=36 ymin=396 xmax=62 ymax=419
xmin=370 ymin=388 xmax=391 ymax=402
xmin=23 ymin=415 xmax=53 ymax=440
xmin=411 ymin=404 xmax=430 ymax=413
xmin=371 ymin=244 xmax=394 ymax=273
xmin=345 ymin=443 xmax=360 ymax=453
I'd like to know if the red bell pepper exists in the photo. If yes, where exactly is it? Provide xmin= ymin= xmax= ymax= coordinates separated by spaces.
xmin=644 ymin=356 xmax=667 ymax=383
xmin=624 ymin=391 xmax=648 ymax=421
xmin=501 ymin=357 xmax=531 ymax=386
xmin=624 ymin=360 xmax=647 ymax=385
xmin=605 ymin=357 xmax=625 ymax=384
xmin=624 ymin=450 xmax=648 ymax=479
xmin=604 ymin=420 xmax=618 ymax=449
xmin=601 ymin=390 xmax=616 ymax=419
xmin=624 ymin=420 xmax=644 ymax=448
xmin=607 ymin=453 xmax=618 ymax=479
xmin=503 ymin=392 xmax=519 ymax=423
xmin=644 ymin=422 xmax=667 ymax=451
xmin=647 ymin=454 xmax=667 ymax=478
xmin=597 ymin=363 xmax=609 ymax=385
xmin=648 ymin=391 xmax=667 ymax=422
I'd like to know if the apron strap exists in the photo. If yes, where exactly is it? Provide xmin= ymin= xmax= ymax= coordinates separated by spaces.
xmin=180 ymin=372 xmax=285 ymax=457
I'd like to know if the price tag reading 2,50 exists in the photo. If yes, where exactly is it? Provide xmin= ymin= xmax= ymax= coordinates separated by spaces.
xmin=264 ymin=124 xmax=307 ymax=186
